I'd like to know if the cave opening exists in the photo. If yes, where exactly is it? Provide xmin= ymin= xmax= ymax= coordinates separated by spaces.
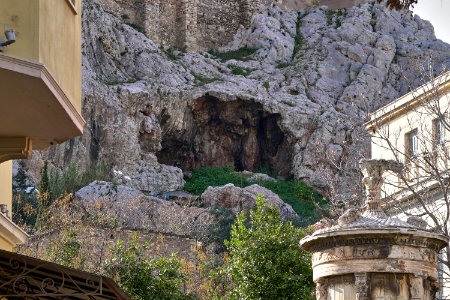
xmin=156 ymin=96 xmax=293 ymax=176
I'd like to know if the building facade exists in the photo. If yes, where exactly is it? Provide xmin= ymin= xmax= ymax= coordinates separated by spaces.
xmin=0 ymin=2 xmax=131 ymax=298
xmin=0 ymin=0 xmax=85 ymax=251
xmin=366 ymin=71 xmax=450 ymax=297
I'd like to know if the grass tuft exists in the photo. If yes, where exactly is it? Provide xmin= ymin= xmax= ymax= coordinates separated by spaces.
xmin=228 ymin=64 xmax=253 ymax=76
xmin=209 ymin=47 xmax=258 ymax=62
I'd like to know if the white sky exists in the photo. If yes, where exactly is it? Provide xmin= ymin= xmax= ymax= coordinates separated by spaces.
xmin=414 ymin=0 xmax=450 ymax=44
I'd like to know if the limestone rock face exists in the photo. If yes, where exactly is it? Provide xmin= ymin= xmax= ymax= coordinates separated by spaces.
xmin=73 ymin=182 xmax=298 ymax=241
xmin=30 ymin=0 xmax=450 ymax=199
xmin=201 ymin=183 xmax=299 ymax=221
xmin=75 ymin=180 xmax=145 ymax=202
xmin=222 ymin=5 xmax=298 ymax=63
xmin=73 ymin=181 xmax=214 ymax=239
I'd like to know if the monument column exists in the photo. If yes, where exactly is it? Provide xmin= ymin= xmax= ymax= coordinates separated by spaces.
xmin=300 ymin=159 xmax=448 ymax=300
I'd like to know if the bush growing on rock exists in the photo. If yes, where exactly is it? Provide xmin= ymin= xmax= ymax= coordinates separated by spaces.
xmin=105 ymin=236 xmax=197 ymax=300
xmin=215 ymin=196 xmax=315 ymax=300
xmin=13 ymin=161 xmax=113 ymax=231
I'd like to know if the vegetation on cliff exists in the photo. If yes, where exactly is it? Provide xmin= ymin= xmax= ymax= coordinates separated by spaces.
xmin=185 ymin=165 xmax=326 ymax=224
xmin=31 ymin=195 xmax=314 ymax=300
xmin=216 ymin=196 xmax=315 ymax=299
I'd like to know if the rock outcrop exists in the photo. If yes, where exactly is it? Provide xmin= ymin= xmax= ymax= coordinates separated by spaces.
xmin=73 ymin=181 xmax=214 ymax=240
xmin=28 ymin=0 xmax=450 ymax=199
xmin=201 ymin=183 xmax=299 ymax=221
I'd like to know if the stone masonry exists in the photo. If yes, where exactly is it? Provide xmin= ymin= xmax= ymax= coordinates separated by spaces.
xmin=98 ymin=0 xmax=370 ymax=51
xmin=301 ymin=160 xmax=448 ymax=299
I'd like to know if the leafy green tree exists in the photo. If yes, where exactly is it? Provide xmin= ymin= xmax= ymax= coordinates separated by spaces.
xmin=46 ymin=230 xmax=85 ymax=269
xmin=106 ymin=237 xmax=197 ymax=300
xmin=378 ymin=0 xmax=417 ymax=10
xmin=39 ymin=160 xmax=51 ymax=195
xmin=12 ymin=161 xmax=38 ymax=229
xmin=35 ymin=161 xmax=52 ymax=231
xmin=221 ymin=196 xmax=315 ymax=300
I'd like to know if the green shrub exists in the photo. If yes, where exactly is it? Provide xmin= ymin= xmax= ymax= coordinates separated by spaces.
xmin=325 ymin=10 xmax=334 ymax=26
xmin=106 ymin=237 xmax=196 ymax=300
xmin=261 ymin=178 xmax=325 ymax=226
xmin=192 ymin=72 xmax=219 ymax=85
xmin=228 ymin=64 xmax=253 ymax=76
xmin=276 ymin=62 xmax=291 ymax=69
xmin=209 ymin=47 xmax=257 ymax=62
xmin=39 ymin=161 xmax=51 ymax=195
xmin=12 ymin=161 xmax=38 ymax=229
xmin=46 ymin=230 xmax=85 ymax=269
xmin=292 ymin=19 xmax=304 ymax=59
xmin=219 ymin=196 xmax=315 ymax=300
xmin=49 ymin=161 xmax=113 ymax=199
xmin=184 ymin=166 xmax=250 ymax=195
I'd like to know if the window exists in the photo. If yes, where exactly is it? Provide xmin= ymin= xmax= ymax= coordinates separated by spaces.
xmin=406 ymin=129 xmax=419 ymax=158
xmin=433 ymin=118 xmax=446 ymax=147
xmin=404 ymin=129 xmax=419 ymax=181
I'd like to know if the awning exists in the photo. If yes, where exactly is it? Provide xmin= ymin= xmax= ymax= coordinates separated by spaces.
xmin=0 ymin=249 xmax=130 ymax=299
xmin=0 ymin=54 xmax=85 ymax=150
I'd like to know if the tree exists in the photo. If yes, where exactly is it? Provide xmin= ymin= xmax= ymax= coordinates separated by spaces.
xmin=45 ymin=229 xmax=85 ymax=269
xmin=12 ymin=161 xmax=38 ymax=229
xmin=38 ymin=160 xmax=51 ymax=195
xmin=368 ymin=65 xmax=450 ymax=297
xmin=105 ymin=236 xmax=196 ymax=300
xmin=377 ymin=0 xmax=418 ymax=10
xmin=220 ymin=196 xmax=315 ymax=300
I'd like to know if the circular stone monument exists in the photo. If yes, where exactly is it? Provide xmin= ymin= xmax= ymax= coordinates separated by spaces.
xmin=300 ymin=159 xmax=448 ymax=300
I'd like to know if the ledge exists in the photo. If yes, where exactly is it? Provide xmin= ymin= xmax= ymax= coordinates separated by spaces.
xmin=0 ymin=137 xmax=32 ymax=163
xmin=0 ymin=212 xmax=28 ymax=247
xmin=65 ymin=0 xmax=78 ymax=15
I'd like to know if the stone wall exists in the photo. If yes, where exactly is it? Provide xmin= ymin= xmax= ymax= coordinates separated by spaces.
xmin=99 ymin=0 xmax=185 ymax=49
xmin=98 ymin=0 xmax=371 ymax=51
xmin=196 ymin=0 xmax=272 ymax=49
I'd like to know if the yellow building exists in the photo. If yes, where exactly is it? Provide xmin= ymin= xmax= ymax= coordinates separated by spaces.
xmin=0 ymin=2 xmax=132 ymax=298
xmin=366 ymin=71 xmax=450 ymax=297
xmin=0 ymin=0 xmax=84 ymax=251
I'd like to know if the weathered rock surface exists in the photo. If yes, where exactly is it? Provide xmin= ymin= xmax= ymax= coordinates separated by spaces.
xmin=75 ymin=180 xmax=144 ymax=202
xmin=201 ymin=183 xmax=299 ymax=221
xmin=28 ymin=0 xmax=450 ymax=200
xmin=31 ymin=181 xmax=300 ymax=253
xmin=72 ymin=181 xmax=214 ymax=240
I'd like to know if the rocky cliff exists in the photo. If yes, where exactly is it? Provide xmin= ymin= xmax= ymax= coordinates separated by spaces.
xmin=29 ymin=0 xmax=450 ymax=200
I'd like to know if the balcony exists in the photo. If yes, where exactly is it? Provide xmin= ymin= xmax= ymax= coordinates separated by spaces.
xmin=0 ymin=55 xmax=84 ymax=152
xmin=0 ymin=0 xmax=84 ymax=162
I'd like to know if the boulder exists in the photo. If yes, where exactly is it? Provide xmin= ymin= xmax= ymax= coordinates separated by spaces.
xmin=201 ymin=183 xmax=299 ymax=221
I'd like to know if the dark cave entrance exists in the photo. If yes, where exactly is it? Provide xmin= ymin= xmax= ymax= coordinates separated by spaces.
xmin=156 ymin=96 xmax=293 ymax=176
